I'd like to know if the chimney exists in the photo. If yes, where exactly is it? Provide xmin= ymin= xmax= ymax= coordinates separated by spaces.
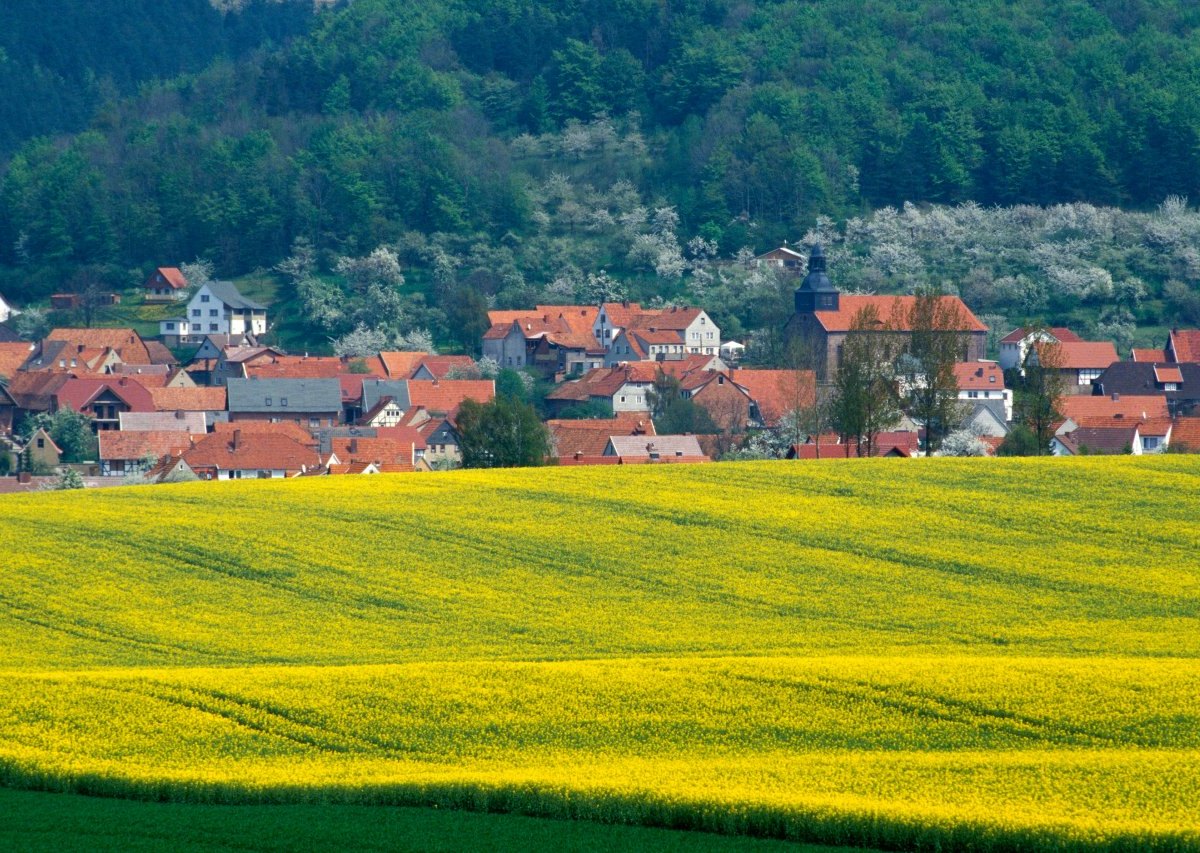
xmin=1112 ymin=392 xmax=1120 ymax=402
xmin=349 ymin=438 xmax=358 ymax=454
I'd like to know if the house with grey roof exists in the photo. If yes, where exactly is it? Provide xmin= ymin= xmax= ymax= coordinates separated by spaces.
xmin=161 ymin=282 xmax=268 ymax=346
xmin=226 ymin=378 xmax=342 ymax=429
xmin=360 ymin=380 xmax=412 ymax=415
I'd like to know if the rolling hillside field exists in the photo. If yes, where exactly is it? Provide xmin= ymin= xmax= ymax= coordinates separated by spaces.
xmin=0 ymin=458 xmax=1198 ymax=850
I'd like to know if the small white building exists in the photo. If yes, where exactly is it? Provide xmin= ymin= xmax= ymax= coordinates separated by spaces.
xmin=0 ymin=293 xmax=17 ymax=323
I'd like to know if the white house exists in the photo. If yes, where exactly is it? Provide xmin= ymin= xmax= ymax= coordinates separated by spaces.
xmin=955 ymin=361 xmax=1012 ymax=422
xmin=161 ymin=282 xmax=267 ymax=345
xmin=0 ymin=293 xmax=17 ymax=323
xmin=998 ymin=327 xmax=1081 ymax=371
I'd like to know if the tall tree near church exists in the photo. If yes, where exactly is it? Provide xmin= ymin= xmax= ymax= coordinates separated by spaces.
xmin=830 ymin=305 xmax=902 ymax=457
xmin=898 ymin=286 xmax=970 ymax=454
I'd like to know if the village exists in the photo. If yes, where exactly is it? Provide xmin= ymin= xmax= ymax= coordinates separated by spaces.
xmin=1 ymin=245 xmax=1198 ymax=491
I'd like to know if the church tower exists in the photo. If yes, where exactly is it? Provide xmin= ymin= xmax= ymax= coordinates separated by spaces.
xmin=793 ymin=244 xmax=839 ymax=314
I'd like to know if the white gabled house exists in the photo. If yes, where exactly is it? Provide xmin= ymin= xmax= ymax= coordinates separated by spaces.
xmin=161 ymin=282 xmax=267 ymax=346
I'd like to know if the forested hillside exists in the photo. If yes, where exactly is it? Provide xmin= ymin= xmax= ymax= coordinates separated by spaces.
xmin=0 ymin=0 xmax=315 ymax=155
xmin=3 ymin=0 xmax=1200 ymax=351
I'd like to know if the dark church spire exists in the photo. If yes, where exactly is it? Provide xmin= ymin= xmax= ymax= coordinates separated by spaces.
xmin=795 ymin=244 xmax=839 ymax=313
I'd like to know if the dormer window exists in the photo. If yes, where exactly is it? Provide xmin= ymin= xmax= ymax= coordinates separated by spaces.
xmin=280 ymin=397 xmax=288 ymax=407
xmin=265 ymin=397 xmax=272 ymax=406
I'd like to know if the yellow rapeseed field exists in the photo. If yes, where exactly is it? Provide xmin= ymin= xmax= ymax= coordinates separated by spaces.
xmin=0 ymin=457 xmax=1198 ymax=850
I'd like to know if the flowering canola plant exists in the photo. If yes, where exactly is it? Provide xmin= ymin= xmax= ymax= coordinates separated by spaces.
xmin=0 ymin=456 xmax=1198 ymax=850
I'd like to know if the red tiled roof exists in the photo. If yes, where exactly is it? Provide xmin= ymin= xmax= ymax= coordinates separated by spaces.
xmin=954 ymin=361 xmax=1007 ymax=391
xmin=1060 ymin=395 xmax=1169 ymax=421
xmin=148 ymin=267 xmax=188 ymax=290
xmin=99 ymin=430 xmax=192 ymax=462
xmin=5 ymin=372 xmax=70 ymax=409
xmin=212 ymin=420 xmax=317 ymax=446
xmin=245 ymin=356 xmax=348 ymax=380
xmin=1000 ymin=326 xmax=1083 ymax=344
xmin=414 ymin=355 xmax=475 ymax=379
xmin=629 ymin=306 xmax=704 ymax=331
xmin=182 ymin=431 xmax=320 ymax=473
xmin=406 ymin=379 xmax=494 ymax=415
xmin=374 ymin=425 xmax=428 ymax=450
xmin=1169 ymin=330 xmax=1200 ymax=363
xmin=547 ymin=415 xmax=655 ymax=457
xmin=378 ymin=351 xmax=427 ymax=377
xmin=147 ymin=386 xmax=226 ymax=412
xmin=328 ymin=436 xmax=415 ymax=468
xmin=729 ymin=368 xmax=813 ymax=427
xmin=815 ymin=295 xmax=987 ymax=333
xmin=56 ymin=377 xmax=156 ymax=414
xmin=1170 ymin=417 xmax=1200 ymax=450
xmin=1132 ymin=348 xmax=1168 ymax=363
xmin=1057 ymin=425 xmax=1140 ymax=455
xmin=46 ymin=328 xmax=152 ymax=364
xmin=598 ymin=302 xmax=645 ymax=328
xmin=0 ymin=342 xmax=33 ymax=380
xmin=1155 ymin=365 xmax=1185 ymax=384
xmin=1054 ymin=341 xmax=1120 ymax=370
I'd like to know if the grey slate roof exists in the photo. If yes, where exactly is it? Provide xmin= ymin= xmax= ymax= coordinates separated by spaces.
xmin=361 ymin=379 xmax=411 ymax=413
xmin=206 ymin=281 xmax=266 ymax=311
xmin=1093 ymin=361 xmax=1200 ymax=417
xmin=226 ymin=378 xmax=341 ymax=413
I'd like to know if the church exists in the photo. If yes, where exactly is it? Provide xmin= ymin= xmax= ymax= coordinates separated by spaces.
xmin=783 ymin=245 xmax=987 ymax=382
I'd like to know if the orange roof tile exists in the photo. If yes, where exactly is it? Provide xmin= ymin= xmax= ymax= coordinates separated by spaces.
xmin=1053 ymin=341 xmax=1120 ymax=370
xmin=815 ymin=295 xmax=987 ymax=333
xmin=148 ymin=267 xmax=188 ymax=290
xmin=99 ymin=430 xmax=193 ymax=461
xmin=0 ymin=342 xmax=33 ymax=380
xmin=182 ymin=432 xmax=320 ymax=473
xmin=1170 ymin=417 xmax=1200 ymax=450
xmin=46 ymin=328 xmax=152 ymax=364
xmin=1169 ymin=330 xmax=1200 ymax=363
xmin=547 ymin=415 xmax=655 ymax=457
xmin=954 ymin=361 xmax=1006 ymax=391
xmin=406 ymin=380 xmax=494 ymax=415
xmin=1132 ymin=348 xmax=1168 ymax=363
xmin=728 ymin=368 xmax=814 ymax=427
xmin=1155 ymin=365 xmax=1185 ymax=384
xmin=1060 ymin=395 xmax=1169 ymax=421
xmin=414 ymin=355 xmax=475 ymax=379
xmin=147 ymin=386 xmax=226 ymax=412
xmin=328 ymin=436 xmax=415 ymax=467
xmin=378 ymin=351 xmax=427 ymax=378
xmin=212 ymin=420 xmax=318 ymax=446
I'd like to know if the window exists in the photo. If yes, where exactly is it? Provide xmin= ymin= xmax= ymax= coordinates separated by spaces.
xmin=265 ymin=397 xmax=272 ymax=406
xmin=209 ymin=309 xmax=218 ymax=317
xmin=192 ymin=309 xmax=200 ymax=317
xmin=166 ymin=322 xmax=175 ymax=330
xmin=209 ymin=323 xmax=218 ymax=331
xmin=280 ymin=397 xmax=288 ymax=407
xmin=309 ymin=418 xmax=320 ymax=428
xmin=700 ymin=317 xmax=706 ymax=325
xmin=200 ymin=294 xmax=210 ymax=303
xmin=620 ymin=396 xmax=626 ymax=403
xmin=191 ymin=323 xmax=200 ymax=332
xmin=36 ymin=438 xmax=44 ymax=449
